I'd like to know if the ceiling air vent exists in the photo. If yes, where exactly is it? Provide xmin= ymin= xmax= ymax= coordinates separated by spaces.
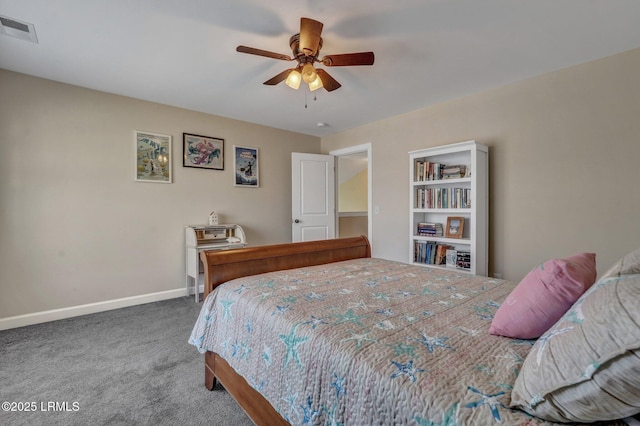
xmin=0 ymin=15 xmax=38 ymax=43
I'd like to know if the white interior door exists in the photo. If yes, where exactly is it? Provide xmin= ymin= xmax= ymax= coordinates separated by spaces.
xmin=291 ymin=153 xmax=335 ymax=242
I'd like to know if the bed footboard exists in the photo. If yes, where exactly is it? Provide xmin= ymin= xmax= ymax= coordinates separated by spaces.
xmin=199 ymin=235 xmax=371 ymax=298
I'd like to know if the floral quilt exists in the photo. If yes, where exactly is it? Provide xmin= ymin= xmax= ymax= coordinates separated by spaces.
xmin=189 ymin=258 xmax=610 ymax=425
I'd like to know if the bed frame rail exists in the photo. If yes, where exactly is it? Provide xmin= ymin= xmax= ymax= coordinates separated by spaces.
xmin=205 ymin=352 xmax=289 ymax=425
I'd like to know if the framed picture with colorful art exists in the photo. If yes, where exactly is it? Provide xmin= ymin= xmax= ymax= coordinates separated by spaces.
xmin=134 ymin=130 xmax=172 ymax=183
xmin=182 ymin=133 xmax=224 ymax=170
xmin=233 ymin=145 xmax=259 ymax=187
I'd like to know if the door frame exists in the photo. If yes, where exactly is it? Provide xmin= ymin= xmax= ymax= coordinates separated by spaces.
xmin=330 ymin=143 xmax=373 ymax=243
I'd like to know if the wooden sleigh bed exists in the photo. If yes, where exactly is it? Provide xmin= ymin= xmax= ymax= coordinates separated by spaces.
xmin=190 ymin=236 xmax=639 ymax=426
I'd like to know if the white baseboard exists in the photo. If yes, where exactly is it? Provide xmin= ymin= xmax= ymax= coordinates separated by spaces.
xmin=0 ymin=288 xmax=191 ymax=331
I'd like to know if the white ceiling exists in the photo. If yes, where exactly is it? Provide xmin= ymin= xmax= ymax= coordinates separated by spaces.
xmin=2 ymin=1 xmax=640 ymax=137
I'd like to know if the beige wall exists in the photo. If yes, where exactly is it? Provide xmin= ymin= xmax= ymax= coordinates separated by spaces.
xmin=3 ymin=47 xmax=639 ymax=320
xmin=338 ymin=169 xmax=368 ymax=212
xmin=338 ymin=216 xmax=368 ymax=239
xmin=322 ymin=48 xmax=640 ymax=281
xmin=0 ymin=70 xmax=320 ymax=318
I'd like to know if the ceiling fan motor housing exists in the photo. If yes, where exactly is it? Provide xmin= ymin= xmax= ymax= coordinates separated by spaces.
xmin=289 ymin=34 xmax=322 ymax=64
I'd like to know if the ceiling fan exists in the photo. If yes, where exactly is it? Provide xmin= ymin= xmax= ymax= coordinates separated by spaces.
xmin=236 ymin=17 xmax=374 ymax=92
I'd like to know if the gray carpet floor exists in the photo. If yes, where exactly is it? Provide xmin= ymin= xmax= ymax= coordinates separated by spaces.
xmin=0 ymin=297 xmax=254 ymax=425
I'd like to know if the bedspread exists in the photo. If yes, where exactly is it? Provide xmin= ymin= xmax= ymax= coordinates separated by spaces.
xmin=189 ymin=258 xmax=578 ymax=425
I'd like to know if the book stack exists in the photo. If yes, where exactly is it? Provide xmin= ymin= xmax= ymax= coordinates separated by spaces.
xmin=414 ymin=241 xmax=454 ymax=265
xmin=441 ymin=164 xmax=467 ymax=179
xmin=417 ymin=222 xmax=443 ymax=237
xmin=456 ymin=250 xmax=471 ymax=270
xmin=415 ymin=161 xmax=469 ymax=181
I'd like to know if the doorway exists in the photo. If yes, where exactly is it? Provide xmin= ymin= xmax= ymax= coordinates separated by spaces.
xmin=330 ymin=143 xmax=372 ymax=240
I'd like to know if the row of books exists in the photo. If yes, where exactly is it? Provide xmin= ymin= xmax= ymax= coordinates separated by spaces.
xmin=414 ymin=241 xmax=454 ymax=265
xmin=415 ymin=187 xmax=471 ymax=209
xmin=416 ymin=222 xmax=443 ymax=237
xmin=414 ymin=161 xmax=468 ymax=181
xmin=414 ymin=242 xmax=473 ymax=271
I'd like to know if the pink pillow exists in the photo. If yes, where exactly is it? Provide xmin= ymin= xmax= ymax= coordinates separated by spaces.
xmin=489 ymin=253 xmax=596 ymax=339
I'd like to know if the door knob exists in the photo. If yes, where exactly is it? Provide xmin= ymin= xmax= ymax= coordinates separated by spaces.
xmin=294 ymin=219 xmax=300 ymax=223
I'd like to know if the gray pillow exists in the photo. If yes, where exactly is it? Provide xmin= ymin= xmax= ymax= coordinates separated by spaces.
xmin=510 ymin=249 xmax=640 ymax=423
xmin=599 ymin=247 xmax=640 ymax=279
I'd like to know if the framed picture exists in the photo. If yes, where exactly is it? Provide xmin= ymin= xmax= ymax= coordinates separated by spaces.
xmin=183 ymin=133 xmax=224 ymax=170
xmin=234 ymin=145 xmax=259 ymax=187
xmin=135 ymin=130 xmax=172 ymax=183
xmin=445 ymin=216 xmax=464 ymax=238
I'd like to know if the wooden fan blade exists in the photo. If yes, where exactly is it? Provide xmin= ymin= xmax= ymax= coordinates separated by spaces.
xmin=263 ymin=68 xmax=296 ymax=85
xmin=299 ymin=17 xmax=323 ymax=56
xmin=316 ymin=69 xmax=341 ymax=92
xmin=321 ymin=52 xmax=375 ymax=66
xmin=236 ymin=45 xmax=292 ymax=61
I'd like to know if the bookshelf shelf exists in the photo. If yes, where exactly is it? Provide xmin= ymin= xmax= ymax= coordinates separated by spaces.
xmin=412 ymin=208 xmax=470 ymax=214
xmin=412 ymin=177 xmax=471 ymax=186
xmin=409 ymin=140 xmax=488 ymax=275
xmin=413 ymin=235 xmax=472 ymax=244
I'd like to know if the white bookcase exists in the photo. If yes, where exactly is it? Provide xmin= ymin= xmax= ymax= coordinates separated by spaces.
xmin=409 ymin=140 xmax=488 ymax=276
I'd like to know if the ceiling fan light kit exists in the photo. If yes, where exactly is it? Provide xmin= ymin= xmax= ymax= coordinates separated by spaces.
xmin=301 ymin=63 xmax=317 ymax=83
xmin=236 ymin=17 xmax=374 ymax=92
xmin=285 ymin=68 xmax=301 ymax=89
xmin=308 ymin=75 xmax=323 ymax=91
